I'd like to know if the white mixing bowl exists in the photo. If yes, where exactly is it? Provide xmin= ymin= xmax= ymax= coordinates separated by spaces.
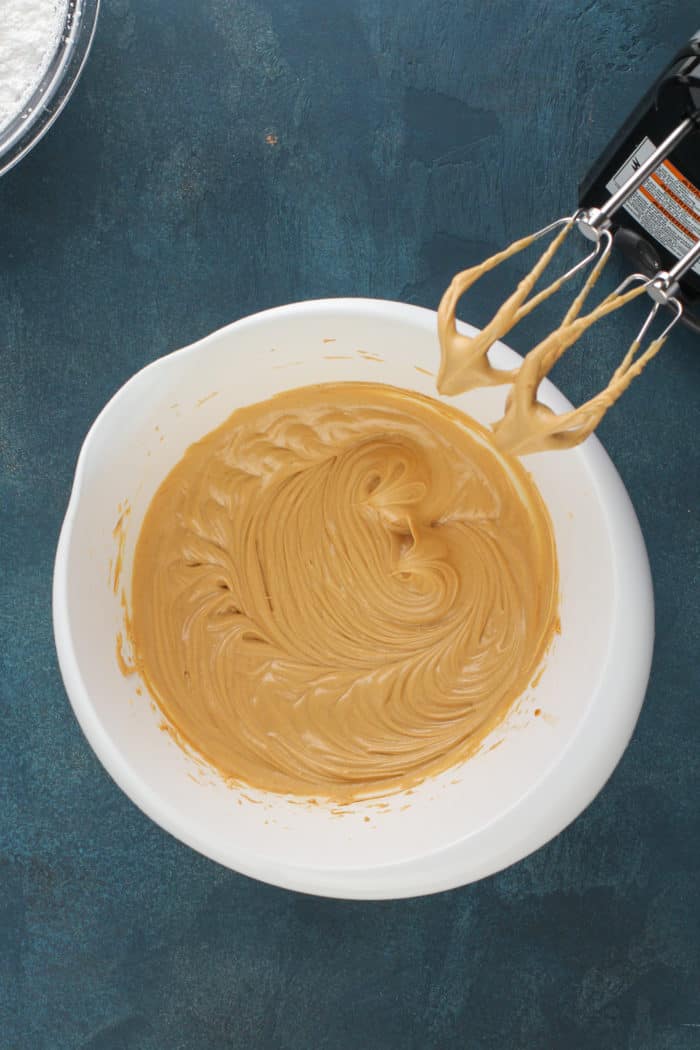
xmin=53 ymin=298 xmax=654 ymax=899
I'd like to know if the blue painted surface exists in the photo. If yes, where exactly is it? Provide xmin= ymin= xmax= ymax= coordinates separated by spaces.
xmin=1 ymin=2 xmax=699 ymax=1047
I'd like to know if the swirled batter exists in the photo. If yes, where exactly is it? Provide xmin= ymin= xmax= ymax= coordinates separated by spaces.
xmin=131 ymin=383 xmax=558 ymax=801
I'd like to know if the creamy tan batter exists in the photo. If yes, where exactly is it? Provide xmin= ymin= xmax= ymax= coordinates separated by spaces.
xmin=130 ymin=383 xmax=559 ymax=801
xmin=437 ymin=223 xmax=668 ymax=453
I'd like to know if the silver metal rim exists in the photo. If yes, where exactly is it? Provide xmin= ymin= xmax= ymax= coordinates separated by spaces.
xmin=0 ymin=0 xmax=100 ymax=178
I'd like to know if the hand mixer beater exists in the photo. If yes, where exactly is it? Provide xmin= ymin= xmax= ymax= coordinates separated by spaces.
xmin=438 ymin=31 xmax=700 ymax=456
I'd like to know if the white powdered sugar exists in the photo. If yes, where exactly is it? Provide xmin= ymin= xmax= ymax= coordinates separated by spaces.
xmin=0 ymin=0 xmax=69 ymax=132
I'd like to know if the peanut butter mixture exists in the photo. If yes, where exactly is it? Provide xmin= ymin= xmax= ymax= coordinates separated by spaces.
xmin=130 ymin=383 xmax=559 ymax=801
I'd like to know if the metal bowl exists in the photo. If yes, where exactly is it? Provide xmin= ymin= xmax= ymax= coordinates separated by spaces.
xmin=0 ymin=0 xmax=100 ymax=177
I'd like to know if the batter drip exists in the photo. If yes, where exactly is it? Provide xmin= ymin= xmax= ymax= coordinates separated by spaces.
xmin=437 ymin=223 xmax=668 ymax=453
xmin=130 ymin=383 xmax=559 ymax=801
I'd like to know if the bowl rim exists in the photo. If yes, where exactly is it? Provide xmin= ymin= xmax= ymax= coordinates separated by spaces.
xmin=52 ymin=297 xmax=655 ymax=899
xmin=0 ymin=0 xmax=100 ymax=178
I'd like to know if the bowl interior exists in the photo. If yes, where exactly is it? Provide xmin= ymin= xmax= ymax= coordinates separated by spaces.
xmin=54 ymin=299 xmax=653 ymax=897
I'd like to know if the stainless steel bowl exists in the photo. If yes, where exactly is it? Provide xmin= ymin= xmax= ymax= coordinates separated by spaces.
xmin=0 ymin=0 xmax=100 ymax=177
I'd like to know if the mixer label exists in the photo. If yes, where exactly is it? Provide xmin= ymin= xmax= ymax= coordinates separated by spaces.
xmin=606 ymin=137 xmax=700 ymax=276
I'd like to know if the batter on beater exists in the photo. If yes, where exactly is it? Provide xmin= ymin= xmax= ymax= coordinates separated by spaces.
xmin=437 ymin=221 xmax=669 ymax=454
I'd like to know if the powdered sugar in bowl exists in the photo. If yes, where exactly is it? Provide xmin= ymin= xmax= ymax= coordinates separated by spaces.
xmin=0 ymin=0 xmax=99 ymax=176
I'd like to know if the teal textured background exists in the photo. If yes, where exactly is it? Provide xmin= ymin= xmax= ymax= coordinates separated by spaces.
xmin=1 ymin=2 xmax=699 ymax=1047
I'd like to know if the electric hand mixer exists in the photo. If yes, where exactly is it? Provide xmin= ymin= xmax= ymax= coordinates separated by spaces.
xmin=438 ymin=31 xmax=700 ymax=454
